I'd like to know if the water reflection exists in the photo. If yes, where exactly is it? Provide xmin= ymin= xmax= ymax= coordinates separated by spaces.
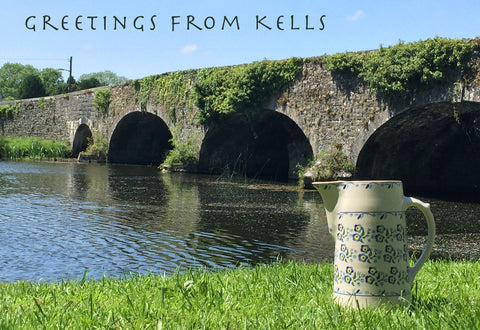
xmin=1 ymin=161 xmax=479 ymax=283
xmin=0 ymin=161 xmax=333 ymax=282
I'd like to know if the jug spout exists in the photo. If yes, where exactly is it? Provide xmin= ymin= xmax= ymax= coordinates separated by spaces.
xmin=312 ymin=181 xmax=340 ymax=235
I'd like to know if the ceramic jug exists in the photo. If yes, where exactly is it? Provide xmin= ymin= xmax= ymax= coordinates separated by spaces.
xmin=313 ymin=180 xmax=435 ymax=308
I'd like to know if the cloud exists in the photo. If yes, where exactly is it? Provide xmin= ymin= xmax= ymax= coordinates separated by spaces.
xmin=346 ymin=9 xmax=365 ymax=22
xmin=180 ymin=44 xmax=198 ymax=54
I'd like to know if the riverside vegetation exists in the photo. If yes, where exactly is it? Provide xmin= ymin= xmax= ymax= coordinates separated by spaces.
xmin=0 ymin=136 xmax=70 ymax=160
xmin=0 ymin=260 xmax=479 ymax=328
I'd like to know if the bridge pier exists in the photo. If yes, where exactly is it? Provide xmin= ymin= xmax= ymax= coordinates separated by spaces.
xmin=68 ymin=117 xmax=93 ymax=157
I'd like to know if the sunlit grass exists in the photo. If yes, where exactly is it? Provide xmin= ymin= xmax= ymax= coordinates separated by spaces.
xmin=0 ymin=136 xmax=70 ymax=160
xmin=1 ymin=260 xmax=479 ymax=329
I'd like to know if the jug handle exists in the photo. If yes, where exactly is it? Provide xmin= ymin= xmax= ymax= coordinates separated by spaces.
xmin=403 ymin=197 xmax=436 ymax=285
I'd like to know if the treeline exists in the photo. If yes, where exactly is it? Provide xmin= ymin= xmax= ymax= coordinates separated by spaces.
xmin=0 ymin=63 xmax=129 ymax=100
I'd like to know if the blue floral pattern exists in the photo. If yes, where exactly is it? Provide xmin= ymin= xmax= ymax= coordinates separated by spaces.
xmin=333 ymin=210 xmax=410 ymax=297
xmin=338 ymin=181 xmax=401 ymax=190
xmin=318 ymin=181 xmax=401 ymax=191
xmin=334 ymin=264 xmax=409 ymax=295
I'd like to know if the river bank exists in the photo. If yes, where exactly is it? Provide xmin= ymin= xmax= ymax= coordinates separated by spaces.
xmin=1 ymin=260 xmax=479 ymax=329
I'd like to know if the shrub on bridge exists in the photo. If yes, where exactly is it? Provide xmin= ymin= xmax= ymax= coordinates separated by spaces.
xmin=323 ymin=37 xmax=480 ymax=97
xmin=93 ymin=89 xmax=111 ymax=115
xmin=133 ymin=59 xmax=303 ymax=125
xmin=0 ymin=104 xmax=19 ymax=120
xmin=193 ymin=58 xmax=304 ymax=124
xmin=133 ymin=70 xmax=197 ymax=118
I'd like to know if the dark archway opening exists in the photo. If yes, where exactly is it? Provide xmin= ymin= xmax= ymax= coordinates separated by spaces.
xmin=108 ymin=112 xmax=173 ymax=166
xmin=72 ymin=124 xmax=92 ymax=157
xmin=198 ymin=111 xmax=313 ymax=181
xmin=355 ymin=101 xmax=480 ymax=200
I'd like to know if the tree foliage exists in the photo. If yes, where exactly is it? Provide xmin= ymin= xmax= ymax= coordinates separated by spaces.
xmin=193 ymin=58 xmax=304 ymax=124
xmin=0 ymin=63 xmax=38 ymax=99
xmin=0 ymin=64 xmax=128 ymax=100
xmin=78 ymin=70 xmax=129 ymax=86
xmin=77 ymin=77 xmax=102 ymax=90
xmin=39 ymin=68 xmax=65 ymax=96
xmin=18 ymin=74 xmax=45 ymax=99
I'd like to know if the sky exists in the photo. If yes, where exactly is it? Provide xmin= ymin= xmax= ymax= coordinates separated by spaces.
xmin=1 ymin=1 xmax=479 ymax=81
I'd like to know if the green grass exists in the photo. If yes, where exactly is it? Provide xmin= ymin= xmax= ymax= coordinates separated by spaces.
xmin=0 ymin=136 xmax=70 ymax=160
xmin=1 ymin=260 xmax=480 ymax=329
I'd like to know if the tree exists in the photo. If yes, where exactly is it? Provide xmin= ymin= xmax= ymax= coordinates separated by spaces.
xmin=77 ymin=77 xmax=102 ymax=90
xmin=0 ymin=64 xmax=129 ymax=98
xmin=39 ymin=68 xmax=64 ymax=96
xmin=78 ymin=70 xmax=129 ymax=86
xmin=0 ymin=63 xmax=38 ymax=99
xmin=18 ymin=74 xmax=46 ymax=99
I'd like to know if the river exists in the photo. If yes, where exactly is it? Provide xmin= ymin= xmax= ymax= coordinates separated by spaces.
xmin=0 ymin=161 xmax=478 ymax=282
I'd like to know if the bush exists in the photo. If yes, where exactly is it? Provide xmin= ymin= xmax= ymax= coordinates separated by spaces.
xmin=132 ymin=58 xmax=303 ymax=126
xmin=84 ymin=130 xmax=108 ymax=159
xmin=162 ymin=128 xmax=199 ymax=167
xmin=323 ymin=37 xmax=480 ymax=97
xmin=93 ymin=89 xmax=111 ymax=114
xmin=193 ymin=58 xmax=304 ymax=124
xmin=0 ymin=104 xmax=19 ymax=120
xmin=302 ymin=144 xmax=354 ymax=182
xmin=18 ymin=74 xmax=46 ymax=99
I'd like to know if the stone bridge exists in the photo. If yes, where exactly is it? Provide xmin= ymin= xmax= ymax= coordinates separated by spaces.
xmin=2 ymin=59 xmax=480 ymax=199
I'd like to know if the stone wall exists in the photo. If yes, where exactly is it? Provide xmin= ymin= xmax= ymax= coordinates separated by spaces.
xmin=274 ymin=59 xmax=480 ymax=162
xmin=273 ymin=60 xmax=387 ymax=160
xmin=1 ymin=95 xmax=70 ymax=141
xmin=0 ymin=89 xmax=103 ymax=145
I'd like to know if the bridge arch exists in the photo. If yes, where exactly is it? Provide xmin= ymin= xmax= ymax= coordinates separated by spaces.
xmin=355 ymin=101 xmax=480 ymax=199
xmin=72 ymin=123 xmax=92 ymax=157
xmin=108 ymin=111 xmax=173 ymax=166
xmin=198 ymin=110 xmax=313 ymax=181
